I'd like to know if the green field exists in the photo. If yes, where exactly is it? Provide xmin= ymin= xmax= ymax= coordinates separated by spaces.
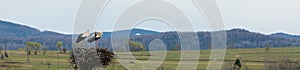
xmin=1 ymin=47 xmax=300 ymax=70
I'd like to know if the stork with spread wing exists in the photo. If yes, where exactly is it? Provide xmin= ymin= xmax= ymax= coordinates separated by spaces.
xmin=76 ymin=30 xmax=103 ymax=44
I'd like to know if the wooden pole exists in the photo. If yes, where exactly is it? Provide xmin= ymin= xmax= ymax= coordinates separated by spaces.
xmin=27 ymin=47 xmax=30 ymax=62
xmin=4 ymin=40 xmax=6 ymax=53
xmin=0 ymin=42 xmax=2 ymax=60
xmin=57 ymin=50 xmax=59 ymax=70
xmin=4 ymin=40 xmax=8 ymax=58
xmin=0 ymin=41 xmax=1 ymax=54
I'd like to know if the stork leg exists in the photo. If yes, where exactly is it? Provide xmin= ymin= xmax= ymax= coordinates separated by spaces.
xmin=95 ymin=40 xmax=98 ymax=48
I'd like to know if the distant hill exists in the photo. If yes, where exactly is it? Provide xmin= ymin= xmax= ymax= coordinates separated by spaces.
xmin=270 ymin=33 xmax=300 ymax=39
xmin=1 ymin=20 xmax=300 ymax=50
xmin=99 ymin=28 xmax=300 ymax=50
xmin=0 ymin=20 xmax=71 ymax=50
xmin=0 ymin=20 xmax=158 ymax=50
xmin=0 ymin=20 xmax=67 ymax=38
xmin=101 ymin=28 xmax=159 ymax=38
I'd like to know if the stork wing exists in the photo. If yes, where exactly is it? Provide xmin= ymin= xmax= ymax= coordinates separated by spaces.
xmin=88 ymin=31 xmax=103 ymax=43
xmin=76 ymin=33 xmax=87 ymax=43
xmin=76 ymin=30 xmax=90 ymax=43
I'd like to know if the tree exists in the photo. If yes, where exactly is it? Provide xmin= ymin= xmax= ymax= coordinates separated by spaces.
xmin=25 ymin=42 xmax=41 ymax=62
xmin=55 ymin=41 xmax=63 ymax=69
xmin=128 ymin=41 xmax=145 ymax=51
xmin=33 ymin=43 xmax=42 ymax=55
xmin=56 ymin=41 xmax=63 ymax=53
xmin=25 ymin=42 xmax=42 ymax=55
xmin=25 ymin=42 xmax=35 ymax=55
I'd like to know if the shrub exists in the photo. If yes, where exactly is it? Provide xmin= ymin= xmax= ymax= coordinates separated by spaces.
xmin=62 ymin=48 xmax=67 ymax=54
xmin=129 ymin=41 xmax=145 ymax=51
xmin=268 ymin=57 xmax=300 ymax=70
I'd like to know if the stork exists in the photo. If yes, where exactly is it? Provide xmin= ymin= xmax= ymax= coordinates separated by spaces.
xmin=76 ymin=30 xmax=103 ymax=48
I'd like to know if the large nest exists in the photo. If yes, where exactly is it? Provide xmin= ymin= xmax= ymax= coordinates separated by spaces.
xmin=96 ymin=48 xmax=115 ymax=66
xmin=70 ymin=47 xmax=115 ymax=70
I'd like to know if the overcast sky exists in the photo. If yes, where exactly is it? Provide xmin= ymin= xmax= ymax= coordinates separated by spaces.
xmin=0 ymin=0 xmax=299 ymax=35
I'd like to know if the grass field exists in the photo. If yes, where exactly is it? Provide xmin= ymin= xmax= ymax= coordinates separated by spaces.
xmin=0 ymin=47 xmax=300 ymax=70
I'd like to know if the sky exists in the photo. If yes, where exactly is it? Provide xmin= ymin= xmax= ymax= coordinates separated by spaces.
xmin=0 ymin=0 xmax=299 ymax=35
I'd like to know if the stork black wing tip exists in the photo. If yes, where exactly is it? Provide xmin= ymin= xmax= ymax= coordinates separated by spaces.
xmin=76 ymin=34 xmax=87 ymax=43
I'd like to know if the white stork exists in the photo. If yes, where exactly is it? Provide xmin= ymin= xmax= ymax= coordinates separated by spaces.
xmin=76 ymin=30 xmax=103 ymax=45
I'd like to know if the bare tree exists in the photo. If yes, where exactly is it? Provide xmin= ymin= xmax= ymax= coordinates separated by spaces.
xmin=4 ymin=41 xmax=8 ymax=58
xmin=265 ymin=43 xmax=271 ymax=52
xmin=265 ymin=43 xmax=271 ymax=70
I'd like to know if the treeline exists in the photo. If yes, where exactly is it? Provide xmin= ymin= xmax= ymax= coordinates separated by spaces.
xmin=0 ymin=36 xmax=72 ymax=50
xmin=24 ymin=41 xmax=67 ymax=55
xmin=99 ymin=29 xmax=300 ymax=51
xmin=1 ymin=29 xmax=300 ymax=50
